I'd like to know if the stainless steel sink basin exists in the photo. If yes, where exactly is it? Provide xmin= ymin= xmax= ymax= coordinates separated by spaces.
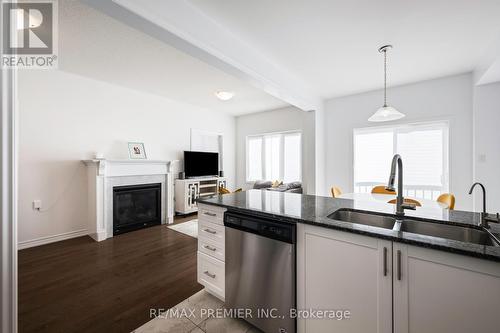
xmin=327 ymin=209 xmax=500 ymax=247
xmin=400 ymin=220 xmax=499 ymax=246
xmin=327 ymin=209 xmax=397 ymax=230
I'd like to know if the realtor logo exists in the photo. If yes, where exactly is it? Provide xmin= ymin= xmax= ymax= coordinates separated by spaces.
xmin=2 ymin=0 xmax=58 ymax=68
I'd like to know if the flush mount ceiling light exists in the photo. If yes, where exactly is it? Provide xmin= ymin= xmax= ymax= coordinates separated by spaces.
xmin=215 ymin=91 xmax=234 ymax=101
xmin=368 ymin=45 xmax=406 ymax=122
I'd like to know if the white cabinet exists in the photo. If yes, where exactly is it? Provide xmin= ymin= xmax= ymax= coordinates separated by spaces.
xmin=175 ymin=179 xmax=199 ymax=214
xmin=298 ymin=224 xmax=500 ymax=333
xmin=175 ymin=177 xmax=226 ymax=214
xmin=393 ymin=243 xmax=500 ymax=333
xmin=297 ymin=224 xmax=392 ymax=333
xmin=198 ymin=252 xmax=225 ymax=298
xmin=197 ymin=203 xmax=226 ymax=301
xmin=198 ymin=219 xmax=224 ymax=244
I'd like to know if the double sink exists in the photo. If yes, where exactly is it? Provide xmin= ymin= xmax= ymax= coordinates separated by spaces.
xmin=328 ymin=209 xmax=500 ymax=247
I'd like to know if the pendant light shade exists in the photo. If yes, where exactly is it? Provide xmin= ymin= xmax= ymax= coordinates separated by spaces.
xmin=368 ymin=105 xmax=406 ymax=122
xmin=369 ymin=45 xmax=405 ymax=122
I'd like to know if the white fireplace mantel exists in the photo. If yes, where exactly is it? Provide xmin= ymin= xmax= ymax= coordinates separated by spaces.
xmin=82 ymin=159 xmax=175 ymax=241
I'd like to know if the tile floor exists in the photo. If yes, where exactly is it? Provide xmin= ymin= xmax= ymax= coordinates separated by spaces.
xmin=133 ymin=289 xmax=263 ymax=333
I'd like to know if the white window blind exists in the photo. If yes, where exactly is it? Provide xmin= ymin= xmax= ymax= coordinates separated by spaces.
xmin=353 ymin=122 xmax=449 ymax=200
xmin=264 ymin=135 xmax=281 ymax=181
xmin=246 ymin=131 xmax=302 ymax=182
xmin=283 ymin=133 xmax=301 ymax=182
xmin=247 ymin=137 xmax=262 ymax=182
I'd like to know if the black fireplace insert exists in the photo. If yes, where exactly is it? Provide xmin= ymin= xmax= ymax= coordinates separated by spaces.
xmin=113 ymin=183 xmax=161 ymax=235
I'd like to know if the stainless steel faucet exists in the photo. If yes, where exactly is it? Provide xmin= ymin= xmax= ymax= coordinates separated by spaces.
xmin=468 ymin=182 xmax=499 ymax=228
xmin=386 ymin=154 xmax=416 ymax=217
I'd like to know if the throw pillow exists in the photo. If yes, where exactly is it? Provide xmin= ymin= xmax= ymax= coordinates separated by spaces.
xmin=272 ymin=180 xmax=283 ymax=188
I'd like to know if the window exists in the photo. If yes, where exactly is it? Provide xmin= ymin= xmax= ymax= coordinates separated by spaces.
xmin=353 ymin=122 xmax=449 ymax=200
xmin=246 ymin=131 xmax=302 ymax=182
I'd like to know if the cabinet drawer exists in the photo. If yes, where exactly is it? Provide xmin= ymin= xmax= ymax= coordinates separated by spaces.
xmin=198 ymin=205 xmax=225 ymax=225
xmin=198 ymin=219 xmax=224 ymax=244
xmin=198 ymin=251 xmax=225 ymax=299
xmin=199 ymin=236 xmax=225 ymax=262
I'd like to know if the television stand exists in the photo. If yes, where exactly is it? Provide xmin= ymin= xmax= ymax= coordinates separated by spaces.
xmin=174 ymin=176 xmax=226 ymax=215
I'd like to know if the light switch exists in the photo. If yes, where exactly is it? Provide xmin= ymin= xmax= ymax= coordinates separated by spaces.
xmin=33 ymin=200 xmax=42 ymax=210
xmin=478 ymin=154 xmax=486 ymax=163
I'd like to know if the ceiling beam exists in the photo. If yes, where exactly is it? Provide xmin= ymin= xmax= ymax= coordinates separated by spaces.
xmin=81 ymin=0 xmax=322 ymax=112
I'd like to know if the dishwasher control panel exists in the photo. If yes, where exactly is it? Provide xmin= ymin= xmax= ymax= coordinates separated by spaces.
xmin=224 ymin=212 xmax=295 ymax=244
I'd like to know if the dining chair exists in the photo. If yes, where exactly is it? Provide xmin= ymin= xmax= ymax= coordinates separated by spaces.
xmin=387 ymin=198 xmax=422 ymax=207
xmin=371 ymin=185 xmax=396 ymax=195
xmin=330 ymin=186 xmax=342 ymax=198
xmin=437 ymin=193 xmax=455 ymax=210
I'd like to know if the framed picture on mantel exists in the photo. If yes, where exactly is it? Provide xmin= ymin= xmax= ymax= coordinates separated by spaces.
xmin=128 ymin=142 xmax=147 ymax=159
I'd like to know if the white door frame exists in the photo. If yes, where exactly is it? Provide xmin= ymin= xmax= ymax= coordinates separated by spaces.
xmin=1 ymin=1 xmax=18 ymax=330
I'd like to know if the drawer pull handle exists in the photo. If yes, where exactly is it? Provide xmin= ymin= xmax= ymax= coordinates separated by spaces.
xmin=204 ymin=271 xmax=216 ymax=279
xmin=204 ymin=212 xmax=217 ymax=217
xmin=203 ymin=228 xmax=217 ymax=234
xmin=204 ymin=245 xmax=217 ymax=251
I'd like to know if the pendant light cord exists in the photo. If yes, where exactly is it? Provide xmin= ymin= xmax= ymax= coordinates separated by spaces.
xmin=383 ymin=49 xmax=387 ymax=107
xmin=370 ymin=44 xmax=404 ymax=122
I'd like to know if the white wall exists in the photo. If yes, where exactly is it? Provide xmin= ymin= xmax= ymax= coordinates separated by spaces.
xmin=314 ymin=107 xmax=326 ymax=196
xmin=325 ymin=73 xmax=474 ymax=210
xmin=473 ymin=81 xmax=500 ymax=213
xmin=235 ymin=106 xmax=315 ymax=193
xmin=18 ymin=69 xmax=235 ymax=244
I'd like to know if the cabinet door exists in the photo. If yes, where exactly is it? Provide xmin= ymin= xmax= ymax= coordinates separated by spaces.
xmin=393 ymin=243 xmax=500 ymax=333
xmin=187 ymin=182 xmax=199 ymax=210
xmin=297 ymin=224 xmax=392 ymax=333
xmin=217 ymin=179 xmax=226 ymax=189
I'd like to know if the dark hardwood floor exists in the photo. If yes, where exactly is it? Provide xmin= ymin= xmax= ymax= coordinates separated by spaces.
xmin=18 ymin=214 xmax=201 ymax=333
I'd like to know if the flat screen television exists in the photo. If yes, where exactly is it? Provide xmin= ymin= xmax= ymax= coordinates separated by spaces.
xmin=184 ymin=151 xmax=219 ymax=178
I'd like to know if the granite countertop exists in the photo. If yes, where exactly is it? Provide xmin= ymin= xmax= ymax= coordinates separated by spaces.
xmin=198 ymin=190 xmax=500 ymax=262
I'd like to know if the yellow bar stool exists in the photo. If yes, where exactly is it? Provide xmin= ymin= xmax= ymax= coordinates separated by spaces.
xmin=330 ymin=186 xmax=342 ymax=198
xmin=437 ymin=193 xmax=455 ymax=210
xmin=371 ymin=185 xmax=396 ymax=195
xmin=388 ymin=198 xmax=422 ymax=207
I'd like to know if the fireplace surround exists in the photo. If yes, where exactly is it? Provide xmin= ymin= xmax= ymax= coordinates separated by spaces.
xmin=82 ymin=159 xmax=174 ymax=241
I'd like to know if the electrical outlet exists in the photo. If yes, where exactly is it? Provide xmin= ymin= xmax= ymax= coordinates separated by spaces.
xmin=33 ymin=200 xmax=42 ymax=210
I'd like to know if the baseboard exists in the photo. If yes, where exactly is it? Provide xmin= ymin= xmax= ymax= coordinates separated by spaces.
xmin=89 ymin=231 xmax=107 ymax=242
xmin=18 ymin=229 xmax=88 ymax=250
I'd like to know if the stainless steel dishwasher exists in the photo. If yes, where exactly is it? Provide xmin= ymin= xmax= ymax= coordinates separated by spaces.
xmin=225 ymin=212 xmax=296 ymax=333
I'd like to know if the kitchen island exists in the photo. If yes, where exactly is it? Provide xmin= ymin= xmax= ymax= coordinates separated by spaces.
xmin=198 ymin=190 xmax=500 ymax=333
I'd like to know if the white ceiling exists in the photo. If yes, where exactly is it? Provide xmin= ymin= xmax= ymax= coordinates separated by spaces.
xmin=187 ymin=0 xmax=500 ymax=99
xmin=59 ymin=1 xmax=288 ymax=115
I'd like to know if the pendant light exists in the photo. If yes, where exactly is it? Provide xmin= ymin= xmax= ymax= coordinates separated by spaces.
xmin=368 ymin=45 xmax=405 ymax=122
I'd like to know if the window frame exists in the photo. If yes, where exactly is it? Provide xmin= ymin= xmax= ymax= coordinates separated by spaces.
xmin=352 ymin=120 xmax=450 ymax=197
xmin=246 ymin=130 xmax=302 ymax=183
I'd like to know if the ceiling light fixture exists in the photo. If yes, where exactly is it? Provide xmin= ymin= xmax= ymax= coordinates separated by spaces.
xmin=215 ymin=91 xmax=234 ymax=101
xmin=368 ymin=45 xmax=405 ymax=122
